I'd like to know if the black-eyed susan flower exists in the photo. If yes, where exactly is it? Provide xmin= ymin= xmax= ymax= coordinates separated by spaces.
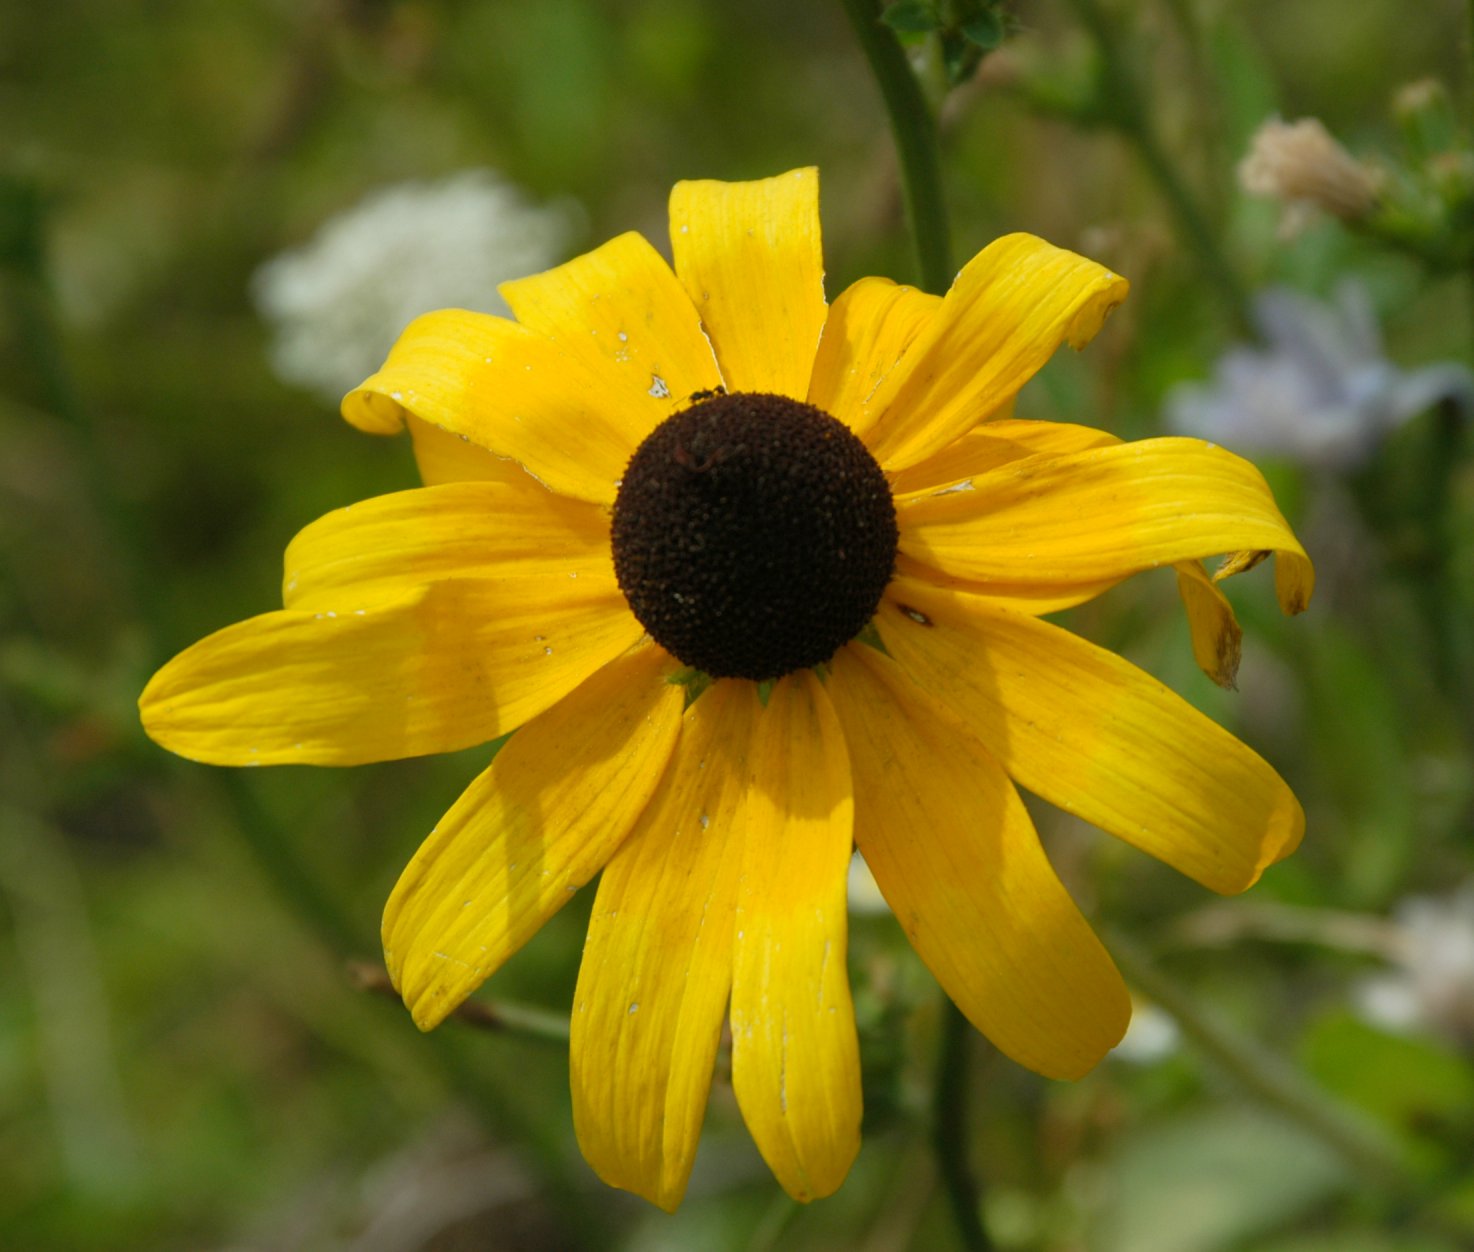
xmin=141 ymin=168 xmax=1312 ymax=1210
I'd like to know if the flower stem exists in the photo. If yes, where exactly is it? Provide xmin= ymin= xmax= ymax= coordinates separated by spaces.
xmin=1468 ymin=0 xmax=1474 ymax=136
xmin=1464 ymin=0 xmax=1474 ymax=359
xmin=1064 ymin=0 xmax=1250 ymax=329
xmin=837 ymin=0 xmax=954 ymax=294
xmin=836 ymin=10 xmax=995 ymax=1244
xmin=932 ymin=1002 xmax=994 ymax=1251
xmin=348 ymin=961 xmax=572 ymax=1045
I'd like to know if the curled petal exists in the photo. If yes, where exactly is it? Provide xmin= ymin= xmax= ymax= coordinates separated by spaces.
xmin=890 ymin=417 xmax=1116 ymax=497
xmin=500 ymin=231 xmax=722 ymax=413
xmin=863 ymin=235 xmax=1128 ymax=470
xmin=1176 ymin=560 xmax=1244 ymax=689
xmin=807 ymin=276 xmax=939 ymax=439
xmin=895 ymin=420 xmax=1249 ymax=685
xmin=343 ymin=310 xmax=646 ymax=503
xmin=896 ymin=437 xmax=1314 ymax=617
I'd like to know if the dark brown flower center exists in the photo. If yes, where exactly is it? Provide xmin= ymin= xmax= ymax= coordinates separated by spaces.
xmin=610 ymin=391 xmax=897 ymax=680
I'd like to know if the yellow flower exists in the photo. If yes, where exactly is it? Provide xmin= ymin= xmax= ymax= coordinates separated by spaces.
xmin=140 ymin=168 xmax=1313 ymax=1209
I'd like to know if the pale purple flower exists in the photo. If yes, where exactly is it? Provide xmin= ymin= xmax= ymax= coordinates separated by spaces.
xmin=1166 ymin=282 xmax=1473 ymax=471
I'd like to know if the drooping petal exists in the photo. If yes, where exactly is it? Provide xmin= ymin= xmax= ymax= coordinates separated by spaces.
xmin=139 ymin=578 xmax=641 ymax=766
xmin=874 ymin=581 xmax=1304 ymax=893
xmin=889 ymin=417 xmax=1116 ymax=497
xmin=731 ymin=672 xmax=860 ymax=1202
xmin=862 ymin=235 xmax=1128 ymax=470
xmin=342 ymin=309 xmax=646 ymax=504
xmin=896 ymin=437 xmax=1314 ymax=616
xmin=1175 ymin=560 xmax=1243 ymax=689
xmin=895 ymin=421 xmax=1248 ymax=685
xmin=570 ymin=681 xmax=754 ymax=1211
xmin=888 ymin=553 xmax=1119 ymax=616
xmin=384 ymin=641 xmax=685 ymax=1029
xmin=826 ymin=645 xmax=1130 ymax=1080
xmin=807 ymin=277 xmax=939 ymax=439
xmin=282 ymin=481 xmax=611 ymax=610
xmin=669 ymin=168 xmax=827 ymax=398
xmin=500 ymin=231 xmax=723 ymax=415
xmin=886 ymin=419 xmax=1120 ymax=613
xmin=406 ymin=413 xmax=533 ymax=487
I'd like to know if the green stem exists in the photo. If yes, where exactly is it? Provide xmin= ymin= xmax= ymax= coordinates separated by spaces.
xmin=348 ymin=962 xmax=572 ymax=1045
xmin=1105 ymin=930 xmax=1413 ymax=1189
xmin=932 ymin=1003 xmax=994 ymax=1251
xmin=838 ymin=0 xmax=954 ymax=293
xmin=1065 ymin=0 xmax=1250 ymax=327
xmin=1468 ymin=0 xmax=1474 ymax=141
xmin=1418 ymin=401 xmax=1474 ymax=739
xmin=837 ymin=9 xmax=993 ymax=1245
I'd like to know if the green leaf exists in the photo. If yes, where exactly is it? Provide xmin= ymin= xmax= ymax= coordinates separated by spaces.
xmin=1300 ymin=1010 xmax=1474 ymax=1175
xmin=1092 ymin=1108 xmax=1349 ymax=1252
xmin=961 ymin=11 xmax=1004 ymax=49
xmin=881 ymin=0 xmax=939 ymax=35
xmin=940 ymin=31 xmax=982 ymax=85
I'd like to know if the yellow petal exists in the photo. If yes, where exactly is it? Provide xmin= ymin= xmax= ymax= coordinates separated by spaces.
xmin=807 ymin=277 xmax=939 ymax=439
xmin=570 ymin=680 xmax=754 ymax=1211
xmin=282 ymin=481 xmax=611 ymax=610
xmin=887 ymin=421 xmax=1123 ymax=614
xmin=406 ymin=413 xmax=532 ymax=487
xmin=342 ymin=309 xmax=646 ymax=504
xmin=384 ymin=641 xmax=685 ymax=1029
xmin=863 ymin=235 xmax=1128 ymax=470
xmin=1215 ymin=547 xmax=1312 ymax=617
xmin=140 ymin=578 xmax=641 ymax=765
xmin=1175 ymin=560 xmax=1243 ymax=689
xmin=896 ymin=421 xmax=1248 ymax=686
xmin=889 ymin=554 xmax=1119 ymax=616
xmin=896 ymin=437 xmax=1314 ymax=616
xmin=500 ymin=231 xmax=723 ymax=412
xmin=874 ymin=580 xmax=1304 ymax=893
xmin=669 ymin=168 xmax=827 ymax=397
xmin=890 ymin=417 xmax=1116 ymax=497
xmin=731 ymin=672 xmax=861 ymax=1202
xmin=827 ymin=645 xmax=1130 ymax=1080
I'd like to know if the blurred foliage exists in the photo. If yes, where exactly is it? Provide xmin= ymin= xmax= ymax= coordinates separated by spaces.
xmin=3 ymin=0 xmax=1474 ymax=1248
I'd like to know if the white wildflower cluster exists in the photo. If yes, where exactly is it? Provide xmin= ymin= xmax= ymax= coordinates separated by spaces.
xmin=1165 ymin=282 xmax=1473 ymax=471
xmin=253 ymin=170 xmax=579 ymax=401
xmin=1356 ymin=883 xmax=1474 ymax=1044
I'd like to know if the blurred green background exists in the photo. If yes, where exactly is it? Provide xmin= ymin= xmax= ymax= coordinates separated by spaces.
xmin=4 ymin=1 xmax=1474 ymax=1248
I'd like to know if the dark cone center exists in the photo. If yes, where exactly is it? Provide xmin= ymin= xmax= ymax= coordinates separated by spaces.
xmin=611 ymin=391 xmax=897 ymax=681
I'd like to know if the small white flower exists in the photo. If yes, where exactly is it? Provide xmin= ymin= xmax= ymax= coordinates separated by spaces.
xmin=1111 ymin=999 xmax=1180 ymax=1065
xmin=1165 ymin=282 xmax=1474 ymax=471
xmin=1355 ymin=883 xmax=1474 ymax=1043
xmin=253 ymin=170 xmax=579 ymax=401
